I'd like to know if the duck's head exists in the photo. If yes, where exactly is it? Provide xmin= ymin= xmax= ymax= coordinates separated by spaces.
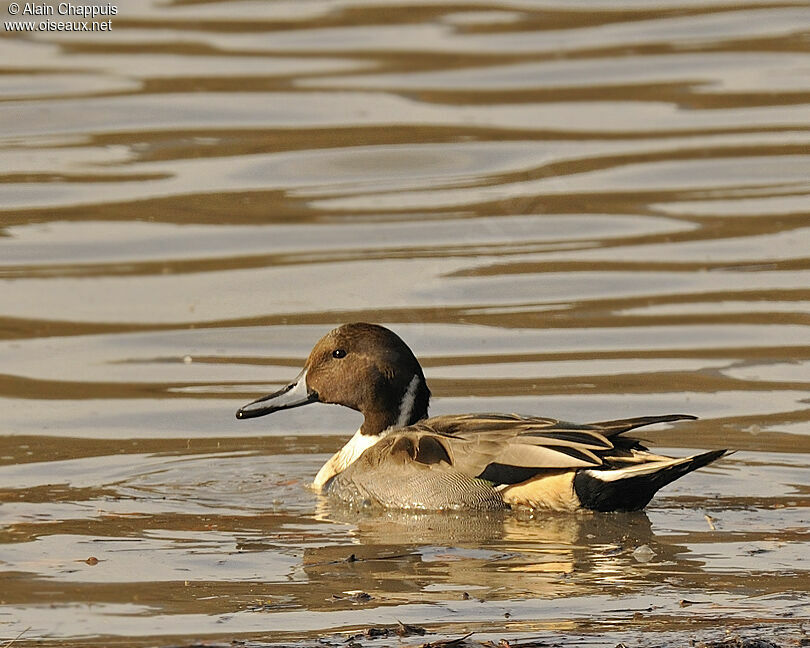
xmin=236 ymin=323 xmax=431 ymax=435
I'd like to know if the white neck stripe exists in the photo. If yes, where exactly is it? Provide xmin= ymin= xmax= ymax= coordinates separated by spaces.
xmin=396 ymin=374 xmax=420 ymax=428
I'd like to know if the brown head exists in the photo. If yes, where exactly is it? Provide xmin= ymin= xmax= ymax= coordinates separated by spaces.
xmin=236 ymin=323 xmax=431 ymax=435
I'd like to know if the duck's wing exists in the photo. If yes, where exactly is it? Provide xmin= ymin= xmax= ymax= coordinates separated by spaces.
xmin=406 ymin=414 xmax=612 ymax=483
xmin=393 ymin=412 xmax=700 ymax=484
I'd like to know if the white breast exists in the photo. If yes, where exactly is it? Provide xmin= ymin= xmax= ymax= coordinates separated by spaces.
xmin=312 ymin=428 xmax=382 ymax=490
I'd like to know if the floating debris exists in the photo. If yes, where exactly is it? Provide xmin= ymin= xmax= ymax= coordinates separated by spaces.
xmin=397 ymin=621 xmax=427 ymax=637
xmin=344 ymin=623 xmax=426 ymax=643
xmin=332 ymin=591 xmax=372 ymax=603
xmin=632 ymin=544 xmax=655 ymax=562
xmin=420 ymin=633 xmax=474 ymax=648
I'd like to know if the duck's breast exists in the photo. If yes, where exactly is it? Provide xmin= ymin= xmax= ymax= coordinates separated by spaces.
xmin=323 ymin=432 xmax=505 ymax=511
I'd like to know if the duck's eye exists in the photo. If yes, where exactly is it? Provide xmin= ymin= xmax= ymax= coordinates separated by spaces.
xmin=332 ymin=349 xmax=347 ymax=359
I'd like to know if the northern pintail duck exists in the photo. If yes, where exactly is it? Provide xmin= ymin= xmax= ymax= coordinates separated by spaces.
xmin=236 ymin=323 xmax=727 ymax=512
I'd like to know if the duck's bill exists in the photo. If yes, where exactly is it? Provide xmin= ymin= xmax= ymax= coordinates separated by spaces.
xmin=236 ymin=369 xmax=318 ymax=419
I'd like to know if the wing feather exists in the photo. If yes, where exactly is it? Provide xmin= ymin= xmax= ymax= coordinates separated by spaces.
xmin=397 ymin=413 xmax=611 ymax=480
xmin=585 ymin=414 xmax=697 ymax=437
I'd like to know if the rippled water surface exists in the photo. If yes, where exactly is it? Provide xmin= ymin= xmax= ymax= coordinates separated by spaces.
xmin=1 ymin=2 xmax=809 ymax=646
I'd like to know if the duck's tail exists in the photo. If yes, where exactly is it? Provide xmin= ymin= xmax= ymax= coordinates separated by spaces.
xmin=573 ymin=449 xmax=729 ymax=512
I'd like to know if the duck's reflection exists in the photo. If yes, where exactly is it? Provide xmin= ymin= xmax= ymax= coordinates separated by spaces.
xmin=300 ymin=500 xmax=699 ymax=608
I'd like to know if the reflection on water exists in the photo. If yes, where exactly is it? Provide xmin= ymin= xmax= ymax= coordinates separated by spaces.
xmin=1 ymin=0 xmax=809 ymax=646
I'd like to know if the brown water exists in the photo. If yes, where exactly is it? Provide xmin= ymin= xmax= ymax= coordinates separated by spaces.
xmin=1 ymin=2 xmax=809 ymax=647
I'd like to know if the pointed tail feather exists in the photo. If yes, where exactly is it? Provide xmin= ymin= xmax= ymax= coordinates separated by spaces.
xmin=573 ymin=448 xmax=728 ymax=512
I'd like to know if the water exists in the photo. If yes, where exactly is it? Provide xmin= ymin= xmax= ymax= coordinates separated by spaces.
xmin=1 ymin=1 xmax=809 ymax=646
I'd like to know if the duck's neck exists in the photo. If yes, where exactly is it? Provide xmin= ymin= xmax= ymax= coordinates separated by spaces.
xmin=361 ymin=373 xmax=431 ymax=436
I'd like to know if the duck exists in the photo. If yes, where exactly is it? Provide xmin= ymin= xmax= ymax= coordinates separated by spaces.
xmin=236 ymin=322 xmax=728 ymax=512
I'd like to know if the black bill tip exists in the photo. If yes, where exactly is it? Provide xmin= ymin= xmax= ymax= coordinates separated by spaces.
xmin=235 ymin=373 xmax=318 ymax=421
